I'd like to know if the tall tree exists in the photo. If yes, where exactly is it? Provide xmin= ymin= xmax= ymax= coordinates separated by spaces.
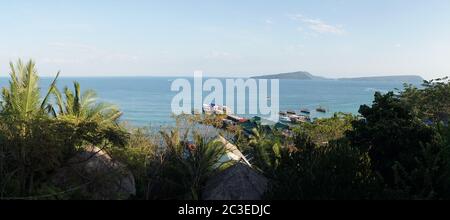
xmin=347 ymin=92 xmax=437 ymax=193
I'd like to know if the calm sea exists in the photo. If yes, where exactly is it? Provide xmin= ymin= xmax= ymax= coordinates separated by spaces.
xmin=0 ymin=77 xmax=419 ymax=126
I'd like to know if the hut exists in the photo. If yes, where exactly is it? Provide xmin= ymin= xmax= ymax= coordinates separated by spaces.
xmin=52 ymin=146 xmax=136 ymax=200
xmin=202 ymin=163 xmax=268 ymax=200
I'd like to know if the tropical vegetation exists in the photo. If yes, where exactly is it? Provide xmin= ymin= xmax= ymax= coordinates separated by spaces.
xmin=1 ymin=59 xmax=450 ymax=200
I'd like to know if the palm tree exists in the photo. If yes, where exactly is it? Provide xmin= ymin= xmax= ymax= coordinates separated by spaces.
xmin=248 ymin=127 xmax=282 ymax=174
xmin=158 ymin=129 xmax=226 ymax=200
xmin=51 ymin=81 xmax=122 ymax=125
xmin=1 ymin=59 xmax=59 ymax=120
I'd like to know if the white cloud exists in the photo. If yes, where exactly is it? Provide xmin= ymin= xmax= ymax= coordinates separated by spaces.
xmin=289 ymin=14 xmax=345 ymax=35
xmin=302 ymin=18 xmax=345 ymax=35
xmin=288 ymin=14 xmax=304 ymax=21
xmin=265 ymin=18 xmax=275 ymax=25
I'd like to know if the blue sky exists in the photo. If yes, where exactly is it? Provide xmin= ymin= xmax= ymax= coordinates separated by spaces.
xmin=0 ymin=0 xmax=449 ymax=79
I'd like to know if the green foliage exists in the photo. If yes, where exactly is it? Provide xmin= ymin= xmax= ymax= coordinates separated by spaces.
xmin=52 ymin=81 xmax=123 ymax=126
xmin=264 ymin=80 xmax=450 ymax=200
xmin=383 ymin=124 xmax=450 ymax=199
xmin=111 ymin=126 xmax=229 ymax=200
xmin=1 ymin=60 xmax=58 ymax=120
xmin=265 ymin=128 xmax=379 ymax=200
xmin=248 ymin=126 xmax=282 ymax=176
xmin=347 ymin=92 xmax=437 ymax=192
xmin=109 ymin=127 xmax=158 ymax=199
xmin=2 ymin=59 xmax=450 ymax=200
xmin=294 ymin=112 xmax=355 ymax=145
xmin=0 ymin=118 xmax=125 ymax=198
xmin=401 ymin=77 xmax=450 ymax=123
xmin=155 ymin=130 xmax=227 ymax=200
xmin=0 ymin=59 xmax=128 ymax=199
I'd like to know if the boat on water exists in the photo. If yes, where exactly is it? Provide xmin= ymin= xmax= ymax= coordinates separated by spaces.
xmin=300 ymin=108 xmax=311 ymax=114
xmin=279 ymin=110 xmax=312 ymax=123
xmin=227 ymin=114 xmax=248 ymax=123
xmin=287 ymin=110 xmax=297 ymax=115
xmin=316 ymin=107 xmax=327 ymax=113
xmin=203 ymin=103 xmax=232 ymax=115
xmin=280 ymin=116 xmax=291 ymax=123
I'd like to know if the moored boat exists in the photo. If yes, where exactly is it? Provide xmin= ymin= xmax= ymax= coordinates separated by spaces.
xmin=287 ymin=110 xmax=297 ymax=115
xmin=300 ymin=108 xmax=311 ymax=114
xmin=316 ymin=107 xmax=327 ymax=113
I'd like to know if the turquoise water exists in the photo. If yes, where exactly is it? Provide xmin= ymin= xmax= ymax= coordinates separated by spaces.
xmin=0 ymin=77 xmax=418 ymax=126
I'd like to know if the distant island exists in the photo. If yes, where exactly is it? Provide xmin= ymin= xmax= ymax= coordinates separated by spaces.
xmin=251 ymin=71 xmax=424 ymax=83
xmin=251 ymin=71 xmax=328 ymax=80
xmin=338 ymin=75 xmax=424 ymax=82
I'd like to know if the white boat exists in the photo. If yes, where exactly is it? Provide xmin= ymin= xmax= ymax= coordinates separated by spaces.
xmin=203 ymin=103 xmax=232 ymax=115
xmin=214 ymin=109 xmax=224 ymax=115
xmin=203 ymin=104 xmax=213 ymax=115
xmin=222 ymin=106 xmax=232 ymax=115
xmin=280 ymin=116 xmax=291 ymax=123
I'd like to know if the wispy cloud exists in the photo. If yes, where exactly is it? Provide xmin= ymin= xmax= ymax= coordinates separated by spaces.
xmin=265 ymin=18 xmax=275 ymax=25
xmin=289 ymin=14 xmax=345 ymax=35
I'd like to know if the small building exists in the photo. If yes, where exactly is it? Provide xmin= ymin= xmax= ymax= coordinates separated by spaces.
xmin=202 ymin=163 xmax=268 ymax=200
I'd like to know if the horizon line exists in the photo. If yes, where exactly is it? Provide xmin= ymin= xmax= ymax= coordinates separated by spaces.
xmin=0 ymin=74 xmax=429 ymax=80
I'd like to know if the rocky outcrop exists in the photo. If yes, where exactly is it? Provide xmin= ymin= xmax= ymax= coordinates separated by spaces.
xmin=52 ymin=146 xmax=136 ymax=200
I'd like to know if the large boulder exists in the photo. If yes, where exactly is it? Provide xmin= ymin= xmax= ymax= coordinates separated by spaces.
xmin=202 ymin=163 xmax=268 ymax=200
xmin=52 ymin=146 xmax=136 ymax=200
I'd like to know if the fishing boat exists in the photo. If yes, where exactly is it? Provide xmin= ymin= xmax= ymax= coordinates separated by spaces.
xmin=300 ymin=108 xmax=311 ymax=114
xmin=316 ymin=107 xmax=327 ymax=113
xmin=287 ymin=110 xmax=297 ymax=115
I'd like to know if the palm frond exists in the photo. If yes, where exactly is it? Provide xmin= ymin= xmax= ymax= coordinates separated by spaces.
xmin=41 ymin=71 xmax=60 ymax=110
xmin=2 ymin=59 xmax=43 ymax=119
